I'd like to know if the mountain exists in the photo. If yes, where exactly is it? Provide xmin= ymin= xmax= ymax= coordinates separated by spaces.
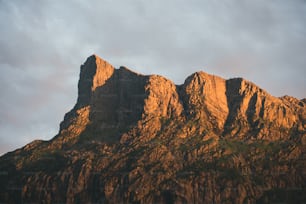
xmin=0 ymin=55 xmax=305 ymax=203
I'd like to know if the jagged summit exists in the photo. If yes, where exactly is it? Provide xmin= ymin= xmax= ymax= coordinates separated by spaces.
xmin=0 ymin=55 xmax=305 ymax=203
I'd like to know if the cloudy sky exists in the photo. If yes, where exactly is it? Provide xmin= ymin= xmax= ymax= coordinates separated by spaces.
xmin=0 ymin=0 xmax=306 ymax=155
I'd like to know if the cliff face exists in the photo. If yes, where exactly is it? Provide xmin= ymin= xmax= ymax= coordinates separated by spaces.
xmin=0 ymin=55 xmax=305 ymax=203
xmin=57 ymin=55 xmax=148 ymax=145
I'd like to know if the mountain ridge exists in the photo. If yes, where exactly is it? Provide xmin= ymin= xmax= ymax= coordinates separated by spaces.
xmin=0 ymin=55 xmax=305 ymax=203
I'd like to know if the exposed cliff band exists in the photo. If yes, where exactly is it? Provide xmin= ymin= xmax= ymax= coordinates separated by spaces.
xmin=58 ymin=55 xmax=305 ymax=145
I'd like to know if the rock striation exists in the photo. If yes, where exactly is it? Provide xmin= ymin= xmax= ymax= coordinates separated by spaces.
xmin=0 ymin=55 xmax=305 ymax=203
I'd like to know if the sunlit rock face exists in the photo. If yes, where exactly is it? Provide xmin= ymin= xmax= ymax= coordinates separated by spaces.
xmin=0 ymin=55 xmax=305 ymax=204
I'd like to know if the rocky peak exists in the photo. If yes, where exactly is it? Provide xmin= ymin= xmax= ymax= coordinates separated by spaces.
xmin=76 ymin=55 xmax=115 ymax=109
xmin=181 ymin=71 xmax=229 ymax=132
xmin=58 ymin=56 xmax=149 ymax=144
xmin=143 ymin=74 xmax=183 ymax=118
xmin=223 ymin=77 xmax=305 ymax=140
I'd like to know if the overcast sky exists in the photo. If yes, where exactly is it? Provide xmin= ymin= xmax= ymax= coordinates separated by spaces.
xmin=0 ymin=0 xmax=305 ymax=155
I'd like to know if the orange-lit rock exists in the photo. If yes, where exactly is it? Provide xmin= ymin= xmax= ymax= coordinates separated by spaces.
xmin=0 ymin=55 xmax=305 ymax=204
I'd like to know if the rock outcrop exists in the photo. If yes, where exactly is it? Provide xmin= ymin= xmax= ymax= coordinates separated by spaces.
xmin=0 ymin=55 xmax=305 ymax=203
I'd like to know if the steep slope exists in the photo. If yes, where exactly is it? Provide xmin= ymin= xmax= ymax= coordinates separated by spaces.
xmin=56 ymin=55 xmax=148 ymax=146
xmin=0 ymin=55 xmax=305 ymax=203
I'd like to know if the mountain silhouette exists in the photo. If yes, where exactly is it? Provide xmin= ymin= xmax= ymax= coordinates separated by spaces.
xmin=0 ymin=55 xmax=305 ymax=203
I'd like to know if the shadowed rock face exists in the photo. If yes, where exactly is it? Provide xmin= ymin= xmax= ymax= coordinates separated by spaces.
xmin=0 ymin=55 xmax=305 ymax=204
